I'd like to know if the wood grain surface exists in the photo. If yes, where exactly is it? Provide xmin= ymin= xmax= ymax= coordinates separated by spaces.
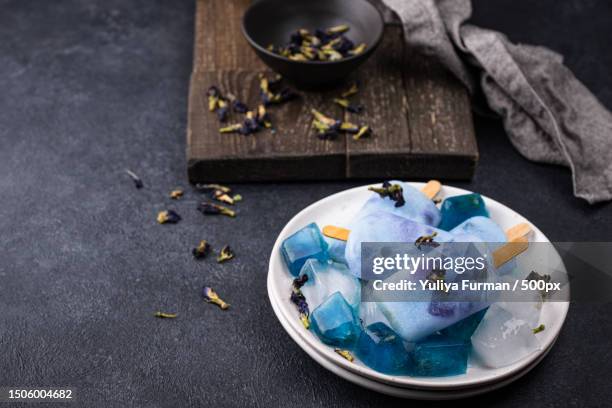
xmin=187 ymin=0 xmax=477 ymax=182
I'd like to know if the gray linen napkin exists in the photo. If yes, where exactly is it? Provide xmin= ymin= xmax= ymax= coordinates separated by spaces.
xmin=379 ymin=0 xmax=612 ymax=203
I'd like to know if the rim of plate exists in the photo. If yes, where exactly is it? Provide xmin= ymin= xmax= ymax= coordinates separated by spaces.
xmin=269 ymin=284 xmax=559 ymax=399
xmin=267 ymin=182 xmax=570 ymax=390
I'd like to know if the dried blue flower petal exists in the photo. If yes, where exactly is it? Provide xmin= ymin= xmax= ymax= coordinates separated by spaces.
xmin=217 ymin=245 xmax=234 ymax=263
xmin=216 ymin=99 xmax=229 ymax=122
xmin=157 ymin=210 xmax=181 ymax=224
xmin=125 ymin=169 xmax=143 ymax=189
xmin=368 ymin=181 xmax=405 ymax=207
xmin=353 ymin=125 xmax=371 ymax=140
xmin=154 ymin=311 xmax=177 ymax=318
xmin=203 ymin=286 xmax=230 ymax=310
xmin=192 ymin=240 xmax=210 ymax=259
xmin=341 ymin=83 xmax=359 ymax=98
xmin=207 ymin=86 xmax=221 ymax=111
xmin=195 ymin=183 xmax=231 ymax=193
xmin=197 ymin=202 xmax=236 ymax=217
xmin=170 ymin=189 xmax=184 ymax=199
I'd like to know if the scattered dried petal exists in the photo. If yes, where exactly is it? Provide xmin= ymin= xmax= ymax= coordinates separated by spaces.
xmin=416 ymin=232 xmax=439 ymax=249
xmin=192 ymin=240 xmax=211 ymax=259
xmin=341 ymin=83 xmax=359 ymax=98
xmin=197 ymin=202 xmax=236 ymax=217
xmin=212 ymin=189 xmax=235 ymax=205
xmin=334 ymin=349 xmax=355 ymax=362
xmin=170 ymin=189 xmax=184 ymax=199
xmin=154 ymin=311 xmax=177 ymax=319
xmin=368 ymin=181 xmax=405 ymax=207
xmin=157 ymin=210 xmax=181 ymax=224
xmin=217 ymin=245 xmax=235 ymax=263
xmin=125 ymin=169 xmax=143 ymax=189
xmin=195 ymin=183 xmax=231 ymax=193
xmin=202 ymin=286 xmax=230 ymax=310
xmin=353 ymin=125 xmax=371 ymax=140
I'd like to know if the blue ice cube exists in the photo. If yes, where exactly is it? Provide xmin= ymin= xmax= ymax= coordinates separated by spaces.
xmin=409 ymin=335 xmax=470 ymax=377
xmin=439 ymin=194 xmax=489 ymax=231
xmin=300 ymin=259 xmax=360 ymax=311
xmin=310 ymin=292 xmax=360 ymax=347
xmin=281 ymin=223 xmax=329 ymax=276
xmin=355 ymin=322 xmax=413 ymax=375
xmin=440 ymin=308 xmax=488 ymax=341
xmin=323 ymin=236 xmax=347 ymax=265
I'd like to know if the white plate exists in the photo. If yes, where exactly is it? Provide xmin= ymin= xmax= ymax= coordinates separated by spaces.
xmin=267 ymin=182 xmax=569 ymax=390
xmin=269 ymin=288 xmax=559 ymax=400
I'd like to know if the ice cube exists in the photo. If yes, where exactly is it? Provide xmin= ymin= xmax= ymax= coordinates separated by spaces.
xmin=310 ymin=292 xmax=361 ymax=347
xmin=300 ymin=259 xmax=360 ymax=310
xmin=471 ymin=303 xmax=541 ymax=368
xmin=440 ymin=308 xmax=488 ymax=341
xmin=323 ymin=235 xmax=348 ymax=265
xmin=281 ymin=223 xmax=329 ymax=276
xmin=439 ymin=194 xmax=489 ymax=231
xmin=355 ymin=322 xmax=413 ymax=375
xmin=409 ymin=334 xmax=470 ymax=377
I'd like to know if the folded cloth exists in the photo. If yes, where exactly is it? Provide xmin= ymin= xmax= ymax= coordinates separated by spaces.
xmin=380 ymin=0 xmax=612 ymax=203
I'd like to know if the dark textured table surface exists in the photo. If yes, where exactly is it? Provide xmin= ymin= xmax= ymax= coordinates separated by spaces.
xmin=1 ymin=1 xmax=611 ymax=407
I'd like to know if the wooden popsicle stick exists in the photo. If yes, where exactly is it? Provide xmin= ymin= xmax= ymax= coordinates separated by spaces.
xmin=322 ymin=225 xmax=350 ymax=241
xmin=505 ymin=222 xmax=531 ymax=243
xmin=493 ymin=236 xmax=529 ymax=268
xmin=421 ymin=180 xmax=441 ymax=200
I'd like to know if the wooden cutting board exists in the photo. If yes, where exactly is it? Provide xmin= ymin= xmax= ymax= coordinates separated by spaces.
xmin=187 ymin=0 xmax=477 ymax=183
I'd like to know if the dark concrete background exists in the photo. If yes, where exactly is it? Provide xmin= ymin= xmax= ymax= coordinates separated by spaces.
xmin=0 ymin=0 xmax=610 ymax=406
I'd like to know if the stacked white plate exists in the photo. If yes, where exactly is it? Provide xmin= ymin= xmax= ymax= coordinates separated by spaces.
xmin=267 ymin=183 xmax=569 ymax=400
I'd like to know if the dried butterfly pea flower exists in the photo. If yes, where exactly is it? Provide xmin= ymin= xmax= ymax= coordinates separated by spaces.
xmin=334 ymin=349 xmax=355 ymax=362
xmin=290 ymin=275 xmax=310 ymax=328
xmin=334 ymin=98 xmax=362 ymax=113
xmin=207 ymin=86 xmax=221 ymax=111
xmin=415 ymin=232 xmax=440 ymax=250
xmin=353 ymin=125 xmax=371 ymax=140
xmin=368 ymin=181 xmax=406 ymax=207
xmin=327 ymin=24 xmax=350 ymax=35
xmin=197 ymin=202 xmax=236 ymax=217
xmin=349 ymin=43 xmax=367 ymax=56
xmin=216 ymin=98 xmax=229 ymax=122
xmin=212 ymin=189 xmax=235 ymax=205
xmin=341 ymin=83 xmax=359 ymax=98
xmin=219 ymin=123 xmax=243 ymax=134
xmin=157 ymin=210 xmax=181 ymax=224
xmin=192 ymin=240 xmax=211 ymax=259
xmin=125 ymin=169 xmax=143 ymax=189
xmin=170 ymin=189 xmax=184 ymax=199
xmin=203 ymin=286 xmax=230 ymax=310
xmin=217 ymin=245 xmax=235 ymax=263
xmin=532 ymin=324 xmax=545 ymax=334
xmin=195 ymin=183 xmax=231 ymax=193
xmin=154 ymin=311 xmax=177 ymax=319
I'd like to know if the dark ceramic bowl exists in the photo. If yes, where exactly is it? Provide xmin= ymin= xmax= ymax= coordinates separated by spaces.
xmin=242 ymin=0 xmax=384 ymax=89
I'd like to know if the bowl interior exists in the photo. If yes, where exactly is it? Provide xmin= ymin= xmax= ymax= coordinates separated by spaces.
xmin=243 ymin=0 xmax=384 ymax=61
